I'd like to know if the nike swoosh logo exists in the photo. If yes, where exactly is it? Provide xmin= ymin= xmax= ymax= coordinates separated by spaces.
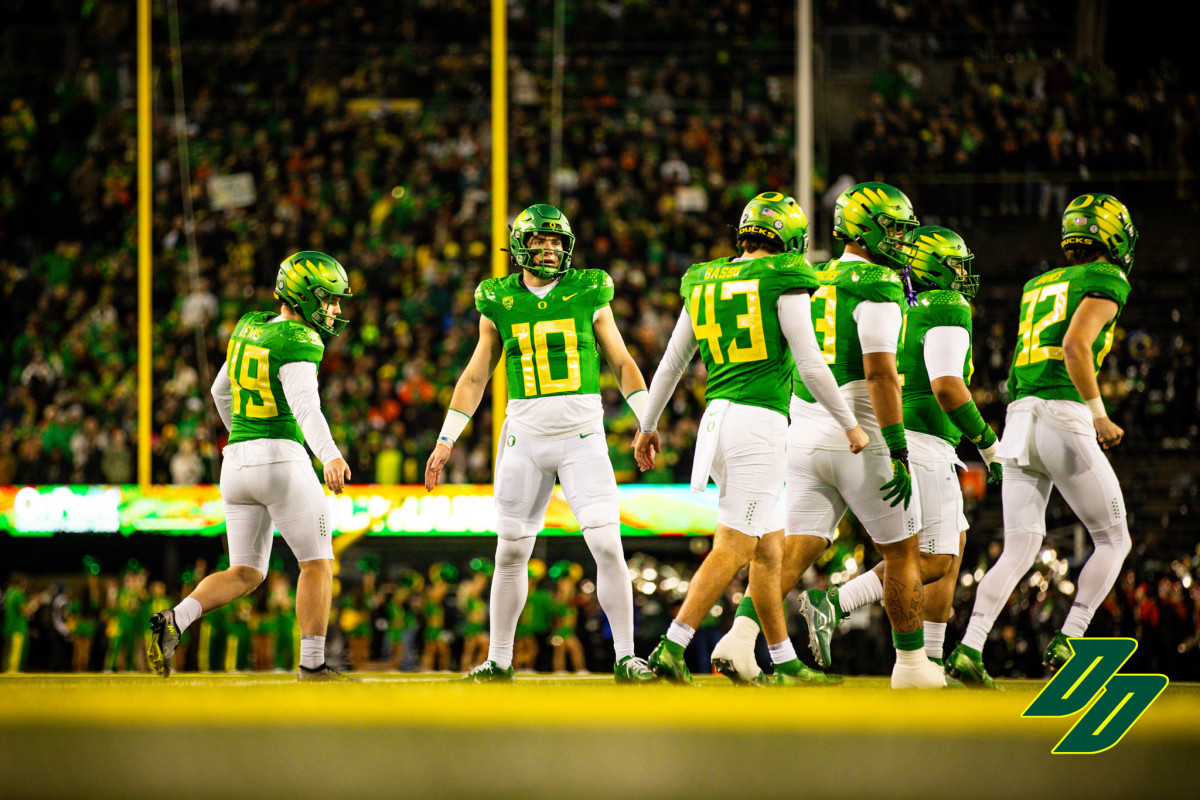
xmin=580 ymin=432 xmax=596 ymax=438
xmin=563 ymin=293 xmax=579 ymax=300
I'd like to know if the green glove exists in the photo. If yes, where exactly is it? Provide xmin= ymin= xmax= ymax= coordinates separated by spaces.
xmin=880 ymin=451 xmax=913 ymax=508
xmin=986 ymin=461 xmax=1003 ymax=486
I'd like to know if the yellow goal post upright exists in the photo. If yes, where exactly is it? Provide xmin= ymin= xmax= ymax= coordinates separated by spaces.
xmin=491 ymin=0 xmax=509 ymax=468
xmin=137 ymin=0 xmax=152 ymax=486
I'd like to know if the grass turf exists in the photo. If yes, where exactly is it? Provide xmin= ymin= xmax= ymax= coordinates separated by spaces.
xmin=2 ymin=673 xmax=1197 ymax=799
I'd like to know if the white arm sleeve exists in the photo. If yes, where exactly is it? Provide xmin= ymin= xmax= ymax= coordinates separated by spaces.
xmin=210 ymin=362 xmax=233 ymax=433
xmin=639 ymin=309 xmax=699 ymax=432
xmin=852 ymin=301 xmax=903 ymax=354
xmin=923 ymin=326 xmax=971 ymax=381
xmin=778 ymin=293 xmax=858 ymax=431
xmin=278 ymin=361 xmax=343 ymax=465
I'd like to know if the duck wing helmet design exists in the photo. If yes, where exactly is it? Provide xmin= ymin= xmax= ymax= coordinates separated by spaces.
xmin=833 ymin=181 xmax=919 ymax=265
xmin=509 ymin=204 xmax=575 ymax=279
xmin=275 ymin=251 xmax=352 ymax=337
xmin=893 ymin=226 xmax=978 ymax=300
xmin=1061 ymin=193 xmax=1138 ymax=271
xmin=737 ymin=191 xmax=809 ymax=254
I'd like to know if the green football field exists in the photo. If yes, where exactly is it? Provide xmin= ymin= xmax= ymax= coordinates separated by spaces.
xmin=2 ymin=673 xmax=1197 ymax=799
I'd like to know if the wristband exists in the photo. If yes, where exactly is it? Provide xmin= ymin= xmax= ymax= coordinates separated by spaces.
xmin=978 ymin=442 xmax=998 ymax=465
xmin=438 ymin=408 xmax=471 ymax=446
xmin=947 ymin=399 xmax=996 ymax=449
xmin=880 ymin=423 xmax=907 ymax=453
xmin=1085 ymin=396 xmax=1107 ymax=419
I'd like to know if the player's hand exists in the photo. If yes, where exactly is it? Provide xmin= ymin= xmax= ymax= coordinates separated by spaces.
xmin=425 ymin=443 xmax=452 ymax=491
xmin=632 ymin=430 xmax=660 ymax=472
xmin=324 ymin=457 xmax=351 ymax=495
xmin=985 ymin=461 xmax=1003 ymax=485
xmin=845 ymin=425 xmax=869 ymax=454
xmin=1094 ymin=416 xmax=1123 ymax=450
xmin=880 ymin=452 xmax=912 ymax=508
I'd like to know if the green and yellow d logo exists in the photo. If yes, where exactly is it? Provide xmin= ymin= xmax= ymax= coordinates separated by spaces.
xmin=1023 ymin=637 xmax=1167 ymax=754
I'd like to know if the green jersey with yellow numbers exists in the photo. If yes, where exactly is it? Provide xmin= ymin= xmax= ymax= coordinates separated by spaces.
xmin=792 ymin=258 xmax=906 ymax=401
xmin=1007 ymin=261 xmax=1130 ymax=403
xmin=226 ymin=312 xmax=324 ymax=445
xmin=898 ymin=290 xmax=974 ymax=446
xmin=475 ymin=269 xmax=614 ymax=400
xmin=680 ymin=253 xmax=820 ymax=416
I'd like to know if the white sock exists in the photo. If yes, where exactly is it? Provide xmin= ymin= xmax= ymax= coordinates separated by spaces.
xmin=768 ymin=639 xmax=798 ymax=665
xmin=582 ymin=522 xmax=635 ymax=661
xmin=895 ymin=647 xmax=925 ymax=667
xmin=300 ymin=635 xmax=325 ymax=669
xmin=666 ymin=619 xmax=695 ymax=649
xmin=962 ymin=530 xmax=1043 ymax=652
xmin=1063 ymin=521 xmax=1131 ymax=638
xmin=924 ymin=621 xmax=947 ymax=660
xmin=485 ymin=531 xmax=537 ymax=670
xmin=837 ymin=570 xmax=882 ymax=614
xmin=172 ymin=596 xmax=203 ymax=633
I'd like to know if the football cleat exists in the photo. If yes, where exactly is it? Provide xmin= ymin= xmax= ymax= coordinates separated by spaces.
xmin=297 ymin=663 xmax=350 ymax=682
xmin=146 ymin=609 xmax=181 ymax=678
xmin=648 ymin=637 xmax=693 ymax=685
xmin=614 ymin=655 xmax=658 ymax=684
xmin=772 ymin=659 xmax=844 ymax=687
xmin=946 ymin=644 xmax=999 ymax=690
xmin=892 ymin=656 xmax=947 ymax=689
xmin=454 ymin=660 xmax=515 ymax=683
xmin=710 ymin=627 xmax=763 ymax=684
xmin=930 ymin=656 xmax=965 ymax=688
xmin=1043 ymin=631 xmax=1073 ymax=672
xmin=799 ymin=590 xmax=838 ymax=668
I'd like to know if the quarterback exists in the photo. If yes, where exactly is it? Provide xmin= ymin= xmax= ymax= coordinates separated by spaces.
xmin=426 ymin=204 xmax=655 ymax=684
xmin=147 ymin=251 xmax=353 ymax=681
xmin=949 ymin=194 xmax=1137 ymax=687
xmin=635 ymin=192 xmax=868 ymax=686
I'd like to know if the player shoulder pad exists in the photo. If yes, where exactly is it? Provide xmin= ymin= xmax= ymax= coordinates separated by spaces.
xmin=913 ymin=290 xmax=972 ymax=329
xmin=837 ymin=263 xmax=906 ymax=304
xmin=277 ymin=320 xmax=324 ymax=363
xmin=474 ymin=277 xmax=503 ymax=317
xmin=757 ymin=252 xmax=820 ymax=291
xmin=574 ymin=268 xmax=614 ymax=306
xmin=1079 ymin=261 xmax=1131 ymax=308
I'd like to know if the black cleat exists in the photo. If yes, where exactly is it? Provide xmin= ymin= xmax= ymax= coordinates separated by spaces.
xmin=147 ymin=610 xmax=181 ymax=678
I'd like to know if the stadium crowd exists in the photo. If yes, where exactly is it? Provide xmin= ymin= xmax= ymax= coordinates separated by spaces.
xmin=3 ymin=0 xmax=1199 ymax=678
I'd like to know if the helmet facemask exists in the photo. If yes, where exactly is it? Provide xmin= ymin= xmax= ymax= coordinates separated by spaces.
xmin=509 ymin=204 xmax=575 ymax=280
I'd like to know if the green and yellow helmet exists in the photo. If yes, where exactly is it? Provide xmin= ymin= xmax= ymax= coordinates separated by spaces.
xmin=275 ymin=251 xmax=352 ymax=337
xmin=1061 ymin=193 xmax=1138 ymax=271
xmin=509 ymin=204 xmax=575 ymax=279
xmin=832 ymin=181 xmax=919 ymax=265
xmin=737 ymin=191 xmax=808 ymax=254
xmin=893 ymin=226 xmax=979 ymax=300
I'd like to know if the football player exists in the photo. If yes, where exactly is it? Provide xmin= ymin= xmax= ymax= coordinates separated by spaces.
xmin=425 ymin=204 xmax=656 ymax=684
xmin=147 ymin=251 xmax=354 ymax=680
xmin=634 ymin=192 xmax=868 ymax=686
xmin=798 ymin=227 xmax=1001 ymax=683
xmin=710 ymin=182 xmax=945 ymax=689
xmin=948 ymin=194 xmax=1137 ymax=687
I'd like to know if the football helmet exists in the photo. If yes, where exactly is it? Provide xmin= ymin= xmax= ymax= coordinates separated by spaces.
xmin=275 ymin=250 xmax=352 ymax=337
xmin=1060 ymin=193 xmax=1137 ymax=271
xmin=737 ymin=191 xmax=808 ymax=254
xmin=509 ymin=204 xmax=575 ymax=279
xmin=832 ymin=181 xmax=919 ymax=265
xmin=893 ymin=226 xmax=979 ymax=300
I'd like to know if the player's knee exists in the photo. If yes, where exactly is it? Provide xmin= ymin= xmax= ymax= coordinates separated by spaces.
xmin=1093 ymin=521 xmax=1131 ymax=556
xmin=576 ymin=503 xmax=618 ymax=532
xmin=228 ymin=565 xmax=264 ymax=593
xmin=919 ymin=553 xmax=954 ymax=584
xmin=496 ymin=516 xmax=535 ymax=543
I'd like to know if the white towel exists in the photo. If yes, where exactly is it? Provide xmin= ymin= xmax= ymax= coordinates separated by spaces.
xmin=995 ymin=408 xmax=1034 ymax=466
xmin=690 ymin=400 xmax=730 ymax=493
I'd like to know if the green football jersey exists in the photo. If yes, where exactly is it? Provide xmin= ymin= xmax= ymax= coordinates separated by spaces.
xmin=225 ymin=311 xmax=324 ymax=445
xmin=898 ymin=290 xmax=974 ymax=446
xmin=1007 ymin=261 xmax=1130 ymax=402
xmin=679 ymin=253 xmax=820 ymax=415
xmin=475 ymin=269 xmax=614 ymax=400
xmin=792 ymin=259 xmax=906 ymax=402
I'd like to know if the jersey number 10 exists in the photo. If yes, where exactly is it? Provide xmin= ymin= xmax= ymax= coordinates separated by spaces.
xmin=511 ymin=319 xmax=581 ymax=396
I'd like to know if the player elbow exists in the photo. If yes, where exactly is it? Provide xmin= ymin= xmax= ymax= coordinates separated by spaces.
xmin=1061 ymin=338 xmax=1090 ymax=365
